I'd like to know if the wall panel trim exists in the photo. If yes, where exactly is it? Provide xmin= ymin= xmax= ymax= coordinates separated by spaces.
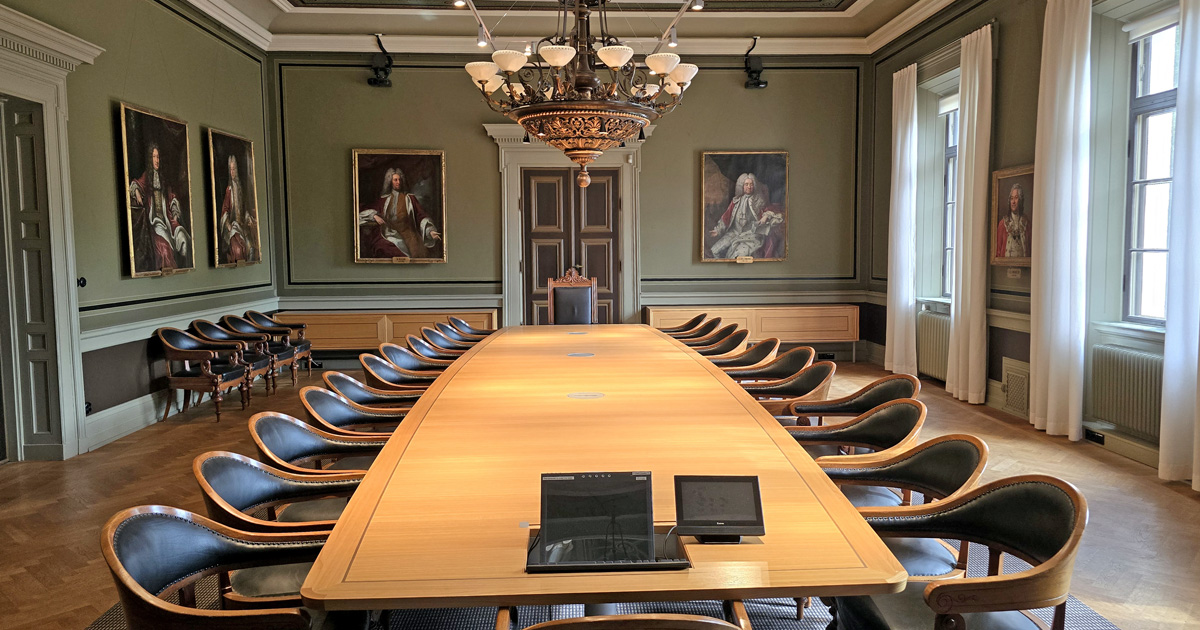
xmin=80 ymin=295 xmax=280 ymax=352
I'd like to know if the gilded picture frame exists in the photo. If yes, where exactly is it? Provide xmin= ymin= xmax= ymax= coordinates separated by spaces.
xmin=120 ymin=102 xmax=195 ymax=278
xmin=352 ymin=149 xmax=447 ymax=264
xmin=700 ymin=151 xmax=789 ymax=263
xmin=990 ymin=164 xmax=1035 ymax=267
xmin=207 ymin=128 xmax=262 ymax=268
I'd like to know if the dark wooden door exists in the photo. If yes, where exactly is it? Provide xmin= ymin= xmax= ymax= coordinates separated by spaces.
xmin=521 ymin=167 xmax=620 ymax=324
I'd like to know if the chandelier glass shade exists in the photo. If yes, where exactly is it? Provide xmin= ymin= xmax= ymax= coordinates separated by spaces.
xmin=465 ymin=0 xmax=696 ymax=187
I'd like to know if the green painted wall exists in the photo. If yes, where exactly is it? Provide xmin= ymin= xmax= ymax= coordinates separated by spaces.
xmin=276 ymin=64 xmax=505 ymax=289
xmin=275 ymin=62 xmax=866 ymax=296
xmin=870 ymin=0 xmax=1046 ymax=308
xmin=4 ymin=0 xmax=273 ymax=319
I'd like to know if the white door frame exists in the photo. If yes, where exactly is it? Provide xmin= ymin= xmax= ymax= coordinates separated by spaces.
xmin=485 ymin=123 xmax=649 ymax=325
xmin=0 ymin=7 xmax=102 ymax=460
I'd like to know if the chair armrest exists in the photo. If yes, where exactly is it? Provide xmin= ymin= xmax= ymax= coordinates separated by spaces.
xmin=165 ymin=347 xmax=218 ymax=362
xmin=924 ymin=558 xmax=1074 ymax=615
xmin=726 ymin=600 xmax=752 ymax=629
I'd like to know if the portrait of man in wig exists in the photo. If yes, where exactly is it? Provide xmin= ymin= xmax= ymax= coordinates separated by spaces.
xmin=218 ymin=154 xmax=257 ymax=265
xmin=995 ymin=182 xmax=1031 ymax=259
xmin=707 ymin=171 xmax=785 ymax=260
xmin=128 ymin=143 xmax=191 ymax=272
xmin=358 ymin=167 xmax=442 ymax=259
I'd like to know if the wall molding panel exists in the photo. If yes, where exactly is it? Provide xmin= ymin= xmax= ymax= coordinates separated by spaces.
xmin=80 ymin=295 xmax=280 ymax=352
xmin=80 ymin=390 xmax=168 ymax=453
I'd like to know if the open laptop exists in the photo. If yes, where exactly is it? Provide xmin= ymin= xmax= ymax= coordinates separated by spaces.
xmin=526 ymin=471 xmax=690 ymax=573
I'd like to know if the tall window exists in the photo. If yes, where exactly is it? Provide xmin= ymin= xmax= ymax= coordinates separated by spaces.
xmin=1125 ymin=25 xmax=1180 ymax=323
xmin=941 ymin=109 xmax=959 ymax=297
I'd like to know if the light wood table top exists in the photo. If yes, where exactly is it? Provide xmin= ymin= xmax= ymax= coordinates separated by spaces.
xmin=302 ymin=325 xmax=906 ymax=610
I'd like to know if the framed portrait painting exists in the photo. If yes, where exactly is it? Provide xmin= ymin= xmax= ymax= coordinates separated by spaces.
xmin=352 ymin=149 xmax=446 ymax=263
xmin=991 ymin=164 xmax=1035 ymax=267
xmin=701 ymin=151 xmax=788 ymax=262
xmin=207 ymin=129 xmax=262 ymax=268
xmin=120 ymin=103 xmax=195 ymax=277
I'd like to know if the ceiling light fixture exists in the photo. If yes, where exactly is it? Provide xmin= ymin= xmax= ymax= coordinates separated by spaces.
xmin=464 ymin=0 xmax=698 ymax=187
xmin=454 ymin=0 xmax=466 ymax=6
xmin=668 ymin=27 xmax=678 ymax=47
xmin=692 ymin=0 xmax=703 ymax=9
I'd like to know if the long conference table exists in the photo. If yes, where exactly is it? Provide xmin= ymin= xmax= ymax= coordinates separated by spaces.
xmin=302 ymin=324 xmax=906 ymax=611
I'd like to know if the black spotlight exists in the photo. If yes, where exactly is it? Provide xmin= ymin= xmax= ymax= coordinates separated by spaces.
xmin=522 ymin=132 xmax=531 ymax=145
xmin=744 ymin=36 xmax=767 ymax=89
xmin=368 ymin=34 xmax=393 ymax=87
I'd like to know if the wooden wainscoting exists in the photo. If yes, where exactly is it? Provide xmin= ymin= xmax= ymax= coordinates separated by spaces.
xmin=272 ymin=310 xmax=498 ymax=350
xmin=644 ymin=305 xmax=859 ymax=343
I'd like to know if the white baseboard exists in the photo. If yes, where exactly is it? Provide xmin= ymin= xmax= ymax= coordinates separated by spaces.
xmin=82 ymin=390 xmax=168 ymax=452
xmin=1083 ymin=420 xmax=1159 ymax=468
xmin=80 ymin=296 xmax=280 ymax=352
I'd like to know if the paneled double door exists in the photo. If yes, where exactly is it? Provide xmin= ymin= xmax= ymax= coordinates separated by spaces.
xmin=521 ymin=167 xmax=620 ymax=324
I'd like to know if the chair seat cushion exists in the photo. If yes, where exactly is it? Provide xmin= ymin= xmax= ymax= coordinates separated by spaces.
xmin=293 ymin=339 xmax=313 ymax=353
xmin=174 ymin=362 xmax=245 ymax=380
xmin=837 ymin=581 xmax=1040 ymax=630
xmin=267 ymin=344 xmax=297 ymax=360
xmin=230 ymin=561 xmax=313 ymax=598
xmin=243 ymin=353 xmax=272 ymax=371
xmin=840 ymin=484 xmax=903 ymax=509
xmin=802 ymin=443 xmax=843 ymax=458
xmin=326 ymin=455 xmax=377 ymax=471
xmin=883 ymin=537 xmax=959 ymax=578
xmin=278 ymin=497 xmax=350 ymax=523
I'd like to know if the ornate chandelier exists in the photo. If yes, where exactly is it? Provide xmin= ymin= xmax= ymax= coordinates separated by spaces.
xmin=463 ymin=0 xmax=699 ymax=187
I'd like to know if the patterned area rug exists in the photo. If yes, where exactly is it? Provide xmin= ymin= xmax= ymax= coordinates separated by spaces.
xmin=88 ymin=543 xmax=1120 ymax=629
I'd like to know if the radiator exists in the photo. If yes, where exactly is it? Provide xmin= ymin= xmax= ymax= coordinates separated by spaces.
xmin=1092 ymin=344 xmax=1163 ymax=441
xmin=916 ymin=310 xmax=950 ymax=381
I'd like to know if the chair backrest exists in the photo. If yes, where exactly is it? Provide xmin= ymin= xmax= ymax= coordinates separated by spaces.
xmin=249 ymin=412 xmax=385 ymax=473
xmin=435 ymin=321 xmax=480 ymax=343
xmin=547 ymin=269 xmax=598 ymax=325
xmin=789 ymin=374 xmax=921 ymax=417
xmin=380 ymin=343 xmax=449 ymax=371
xmin=669 ymin=317 xmax=721 ymax=340
xmin=422 ymin=326 xmax=472 ymax=350
xmin=822 ymin=434 xmax=988 ymax=502
xmin=725 ymin=346 xmax=815 ymax=380
xmin=219 ymin=314 xmax=270 ymax=336
xmin=193 ymin=451 xmax=360 ymax=531
xmin=360 ymin=353 xmax=437 ymax=389
xmin=681 ymin=323 xmax=738 ymax=347
xmin=244 ymin=310 xmax=279 ymax=329
xmin=791 ymin=398 xmax=925 ymax=454
xmin=156 ymin=327 xmax=211 ymax=352
xmin=521 ymin=614 xmax=742 ymax=630
xmin=449 ymin=316 xmax=493 ymax=336
xmin=406 ymin=334 xmax=462 ymax=359
xmin=695 ymin=329 xmax=749 ymax=356
xmin=322 ymin=371 xmax=422 ymax=407
xmin=300 ymin=386 xmax=405 ymax=432
xmin=101 ymin=505 xmax=321 ymax=629
xmin=865 ymin=474 xmax=1088 ymax=613
xmin=656 ymin=313 xmax=707 ymax=334
xmin=709 ymin=338 xmax=781 ymax=368
xmin=741 ymin=360 xmax=836 ymax=399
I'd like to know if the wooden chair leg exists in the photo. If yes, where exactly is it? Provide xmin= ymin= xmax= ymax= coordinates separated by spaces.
xmin=794 ymin=596 xmax=811 ymax=620
xmin=178 ymin=582 xmax=196 ymax=608
xmin=271 ymin=366 xmax=278 ymax=395
xmin=290 ymin=362 xmax=298 ymax=386
xmin=213 ymin=389 xmax=223 ymax=423
xmin=1052 ymin=602 xmax=1066 ymax=630
xmin=160 ymin=389 xmax=175 ymax=423
xmin=181 ymin=390 xmax=192 ymax=413
xmin=241 ymin=380 xmax=250 ymax=409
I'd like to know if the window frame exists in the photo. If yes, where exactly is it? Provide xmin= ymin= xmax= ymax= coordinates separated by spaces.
xmin=941 ymin=109 xmax=959 ymax=298
xmin=1122 ymin=25 xmax=1179 ymax=325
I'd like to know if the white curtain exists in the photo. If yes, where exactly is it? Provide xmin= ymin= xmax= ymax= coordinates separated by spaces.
xmin=884 ymin=64 xmax=919 ymax=376
xmin=945 ymin=25 xmax=993 ymax=404
xmin=1160 ymin=0 xmax=1200 ymax=490
xmin=1029 ymin=0 xmax=1091 ymax=440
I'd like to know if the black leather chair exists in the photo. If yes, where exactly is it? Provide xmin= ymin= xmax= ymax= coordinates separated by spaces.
xmin=379 ymin=342 xmax=452 ymax=371
xmin=547 ymin=268 xmax=597 ymax=325
xmin=680 ymin=323 xmax=739 ymax=348
xmin=245 ymin=310 xmax=314 ymax=376
xmin=834 ymin=475 xmax=1088 ymax=630
xmin=299 ymin=386 xmax=406 ymax=437
xmin=190 ymin=319 xmax=276 ymax=395
xmin=221 ymin=315 xmax=300 ymax=388
xmin=406 ymin=334 xmax=464 ymax=360
xmin=786 ymin=374 xmax=921 ymax=422
xmin=101 ymin=505 xmax=368 ymax=629
xmin=448 ymin=316 xmax=495 ymax=336
xmin=249 ymin=412 xmax=386 ymax=475
xmin=322 ymin=371 xmax=424 ymax=408
xmin=723 ymin=346 xmax=816 ymax=383
xmin=667 ymin=317 xmax=721 ymax=340
xmin=656 ymin=313 xmax=707 ymax=334
xmin=360 ymin=353 xmax=438 ymax=390
xmin=155 ymin=327 xmax=249 ymax=423
xmin=421 ymin=326 xmax=473 ymax=351
xmin=435 ymin=321 xmax=484 ymax=343
xmin=785 ymin=398 xmax=925 ymax=462
xmin=740 ymin=361 xmax=836 ymax=415
xmin=709 ymin=338 xmax=780 ymax=369
xmin=194 ymin=451 xmax=361 ymax=533
xmin=693 ymin=329 xmax=749 ymax=357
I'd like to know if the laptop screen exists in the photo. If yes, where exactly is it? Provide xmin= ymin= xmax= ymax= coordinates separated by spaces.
xmin=539 ymin=472 xmax=655 ymax=564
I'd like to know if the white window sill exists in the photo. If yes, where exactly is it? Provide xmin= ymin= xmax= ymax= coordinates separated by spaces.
xmin=917 ymin=297 xmax=951 ymax=306
xmin=1092 ymin=320 xmax=1165 ymax=345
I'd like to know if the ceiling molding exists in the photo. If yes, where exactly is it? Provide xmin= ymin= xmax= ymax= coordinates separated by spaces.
xmin=268 ymin=33 xmax=872 ymax=54
xmin=188 ymin=0 xmax=274 ymax=49
xmin=0 ymin=5 xmax=104 ymax=70
xmin=864 ymin=0 xmax=957 ymax=52
xmin=268 ymin=0 xmax=879 ymax=18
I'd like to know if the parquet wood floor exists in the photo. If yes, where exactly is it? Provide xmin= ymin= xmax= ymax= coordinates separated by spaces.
xmin=0 ymin=365 xmax=1196 ymax=630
